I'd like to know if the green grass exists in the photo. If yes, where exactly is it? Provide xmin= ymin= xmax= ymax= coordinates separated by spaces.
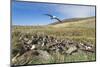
xmin=28 ymin=52 xmax=95 ymax=64
xmin=12 ymin=17 xmax=96 ymax=64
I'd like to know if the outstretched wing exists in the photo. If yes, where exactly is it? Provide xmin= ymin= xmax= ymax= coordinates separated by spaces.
xmin=44 ymin=14 xmax=53 ymax=18
xmin=44 ymin=14 xmax=62 ymax=22
xmin=55 ymin=17 xmax=62 ymax=22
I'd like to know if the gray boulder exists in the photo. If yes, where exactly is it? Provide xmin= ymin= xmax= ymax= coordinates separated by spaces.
xmin=12 ymin=50 xmax=52 ymax=65
xmin=66 ymin=46 xmax=77 ymax=55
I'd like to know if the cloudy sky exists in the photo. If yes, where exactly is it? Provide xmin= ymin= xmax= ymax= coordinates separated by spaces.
xmin=12 ymin=0 xmax=95 ymax=25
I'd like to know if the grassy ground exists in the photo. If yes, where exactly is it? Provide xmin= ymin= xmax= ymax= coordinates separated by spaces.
xmin=12 ymin=17 xmax=96 ymax=64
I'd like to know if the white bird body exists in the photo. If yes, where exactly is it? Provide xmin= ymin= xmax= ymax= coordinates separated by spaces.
xmin=52 ymin=16 xmax=56 ymax=18
xmin=44 ymin=14 xmax=62 ymax=22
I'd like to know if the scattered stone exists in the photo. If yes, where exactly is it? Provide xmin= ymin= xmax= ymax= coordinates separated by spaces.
xmin=65 ymin=46 xmax=77 ymax=55
xmin=12 ymin=33 xmax=95 ymax=65
xmin=78 ymin=42 xmax=95 ymax=53
xmin=12 ymin=50 xmax=52 ymax=65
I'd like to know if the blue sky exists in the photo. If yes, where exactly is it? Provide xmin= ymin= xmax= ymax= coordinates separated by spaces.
xmin=12 ymin=0 xmax=95 ymax=25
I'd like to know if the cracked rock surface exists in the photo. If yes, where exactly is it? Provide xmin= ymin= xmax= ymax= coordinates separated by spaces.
xmin=12 ymin=33 xmax=95 ymax=65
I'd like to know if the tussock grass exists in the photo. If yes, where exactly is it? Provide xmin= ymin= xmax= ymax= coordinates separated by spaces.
xmin=12 ymin=17 xmax=96 ymax=64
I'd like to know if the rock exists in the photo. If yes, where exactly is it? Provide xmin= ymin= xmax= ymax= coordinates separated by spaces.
xmin=12 ymin=33 xmax=95 ymax=65
xmin=36 ymin=50 xmax=52 ymax=61
xmin=12 ymin=50 xmax=52 ymax=65
xmin=78 ymin=42 xmax=95 ymax=53
xmin=30 ymin=45 xmax=36 ymax=50
xmin=66 ymin=46 xmax=77 ymax=55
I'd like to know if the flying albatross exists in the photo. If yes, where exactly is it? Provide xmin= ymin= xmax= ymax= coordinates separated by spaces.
xmin=44 ymin=14 xmax=62 ymax=22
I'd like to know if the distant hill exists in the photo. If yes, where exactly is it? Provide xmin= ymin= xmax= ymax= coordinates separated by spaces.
xmin=50 ymin=16 xmax=95 ymax=25
xmin=49 ymin=16 xmax=95 ymax=28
